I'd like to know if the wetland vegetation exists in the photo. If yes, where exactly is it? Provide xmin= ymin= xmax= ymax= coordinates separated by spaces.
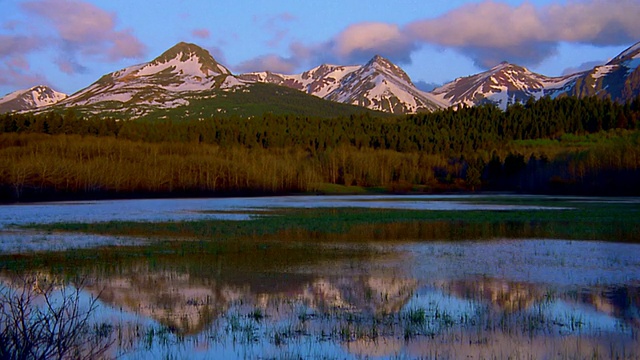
xmin=1 ymin=195 xmax=639 ymax=358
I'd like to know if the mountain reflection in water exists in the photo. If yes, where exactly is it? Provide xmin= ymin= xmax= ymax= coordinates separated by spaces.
xmin=24 ymin=238 xmax=627 ymax=359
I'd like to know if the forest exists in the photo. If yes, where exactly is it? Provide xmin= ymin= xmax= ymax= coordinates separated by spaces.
xmin=1 ymin=95 xmax=639 ymax=202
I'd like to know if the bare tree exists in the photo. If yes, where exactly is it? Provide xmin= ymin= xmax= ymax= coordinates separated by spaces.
xmin=0 ymin=275 xmax=113 ymax=360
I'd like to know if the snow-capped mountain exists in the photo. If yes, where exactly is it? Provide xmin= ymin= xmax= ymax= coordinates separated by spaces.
xmin=0 ymin=85 xmax=67 ymax=113
xmin=242 ymin=55 xmax=445 ymax=113
xmin=55 ymin=43 xmax=443 ymax=115
xmin=35 ymin=42 xmax=381 ymax=119
xmin=4 ymin=40 xmax=640 ymax=117
xmin=431 ymin=62 xmax=579 ymax=110
xmin=566 ymin=41 xmax=640 ymax=102
xmin=58 ymin=42 xmax=238 ymax=111
xmin=325 ymin=55 xmax=445 ymax=113
xmin=433 ymin=41 xmax=640 ymax=109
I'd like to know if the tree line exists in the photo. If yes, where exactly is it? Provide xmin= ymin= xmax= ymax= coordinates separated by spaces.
xmin=1 ymin=95 xmax=639 ymax=201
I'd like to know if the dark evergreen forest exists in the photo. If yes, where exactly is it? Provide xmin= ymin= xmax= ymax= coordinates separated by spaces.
xmin=1 ymin=95 xmax=639 ymax=202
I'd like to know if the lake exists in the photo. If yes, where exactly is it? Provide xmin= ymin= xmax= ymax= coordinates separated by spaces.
xmin=1 ymin=195 xmax=639 ymax=359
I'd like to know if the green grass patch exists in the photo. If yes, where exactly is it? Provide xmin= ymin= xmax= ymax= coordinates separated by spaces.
xmin=19 ymin=197 xmax=640 ymax=244
xmin=3 ymin=197 xmax=640 ymax=280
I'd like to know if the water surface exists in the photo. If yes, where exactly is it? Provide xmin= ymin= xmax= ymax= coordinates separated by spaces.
xmin=1 ymin=195 xmax=638 ymax=359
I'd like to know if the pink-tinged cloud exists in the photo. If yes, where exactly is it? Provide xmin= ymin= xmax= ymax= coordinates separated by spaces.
xmin=284 ymin=22 xmax=417 ymax=68
xmin=0 ymin=62 xmax=49 ymax=90
xmin=260 ymin=13 xmax=297 ymax=47
xmin=543 ymin=0 xmax=640 ymax=45
xmin=8 ymin=56 xmax=31 ymax=72
xmin=21 ymin=0 xmax=146 ymax=69
xmin=108 ymin=29 xmax=146 ymax=60
xmin=192 ymin=28 xmax=211 ymax=39
xmin=0 ymin=35 xmax=42 ymax=59
xmin=333 ymin=23 xmax=413 ymax=60
xmin=0 ymin=35 xmax=47 ymax=88
xmin=2 ymin=21 xmax=20 ymax=31
xmin=254 ymin=12 xmax=296 ymax=27
xmin=406 ymin=0 xmax=640 ymax=68
xmin=234 ymin=54 xmax=299 ymax=74
xmin=55 ymin=59 xmax=77 ymax=75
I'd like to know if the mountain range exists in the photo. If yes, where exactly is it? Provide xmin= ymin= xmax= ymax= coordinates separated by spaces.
xmin=1 ymin=41 xmax=639 ymax=117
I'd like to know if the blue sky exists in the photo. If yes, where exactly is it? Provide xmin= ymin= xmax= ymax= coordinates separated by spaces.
xmin=1 ymin=0 xmax=639 ymax=96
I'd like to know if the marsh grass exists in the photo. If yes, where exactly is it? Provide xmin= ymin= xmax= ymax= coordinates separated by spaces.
xmin=18 ymin=198 xmax=640 ymax=244
xmin=4 ymin=198 xmax=639 ymax=274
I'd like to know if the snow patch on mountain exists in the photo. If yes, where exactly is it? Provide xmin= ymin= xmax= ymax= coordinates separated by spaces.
xmin=138 ymin=52 xmax=226 ymax=79
xmin=0 ymin=90 xmax=26 ymax=105
xmin=433 ymin=62 xmax=583 ymax=109
xmin=142 ymin=98 xmax=190 ymax=108
xmin=593 ymin=65 xmax=616 ymax=80
xmin=86 ymin=91 xmax=134 ymax=104
xmin=220 ymin=76 xmax=247 ymax=89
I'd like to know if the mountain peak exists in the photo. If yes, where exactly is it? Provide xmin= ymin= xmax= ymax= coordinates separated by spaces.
xmin=366 ymin=55 xmax=394 ymax=68
xmin=151 ymin=42 xmax=230 ymax=76
xmin=368 ymin=54 xmax=386 ymax=63
xmin=157 ymin=42 xmax=207 ymax=59
xmin=488 ymin=62 xmax=531 ymax=75
xmin=492 ymin=61 xmax=515 ymax=69
xmin=364 ymin=55 xmax=413 ymax=85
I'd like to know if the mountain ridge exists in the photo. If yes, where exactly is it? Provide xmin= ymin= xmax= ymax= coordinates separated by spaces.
xmin=1 ymin=40 xmax=639 ymax=115
xmin=431 ymin=40 xmax=640 ymax=110
xmin=431 ymin=62 xmax=581 ymax=109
